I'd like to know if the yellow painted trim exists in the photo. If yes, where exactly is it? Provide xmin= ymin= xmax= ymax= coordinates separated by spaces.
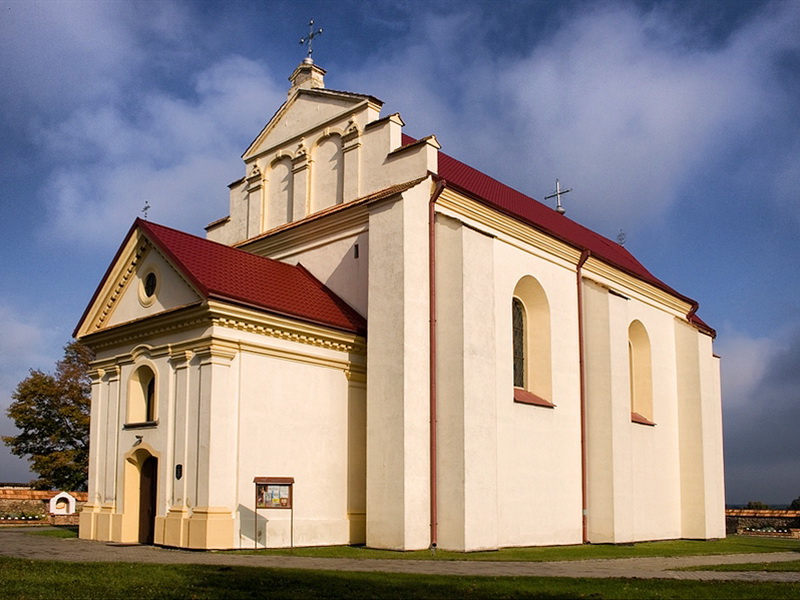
xmin=244 ymin=95 xmax=373 ymax=162
xmin=78 ymin=304 xmax=210 ymax=350
xmin=237 ymin=339 xmax=366 ymax=374
xmin=235 ymin=176 xmax=428 ymax=252
xmin=437 ymin=188 xmax=693 ymax=316
xmin=76 ymin=228 xmax=204 ymax=340
xmin=187 ymin=506 xmax=235 ymax=549
xmin=119 ymin=443 xmax=162 ymax=544
xmin=207 ymin=300 xmax=366 ymax=354
xmin=76 ymin=234 xmax=150 ymax=338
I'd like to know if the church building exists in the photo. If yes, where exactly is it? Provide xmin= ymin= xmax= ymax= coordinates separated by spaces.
xmin=75 ymin=58 xmax=725 ymax=551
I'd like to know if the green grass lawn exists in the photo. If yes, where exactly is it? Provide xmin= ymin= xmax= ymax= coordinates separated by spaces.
xmin=1 ymin=556 xmax=799 ymax=600
xmin=27 ymin=526 xmax=79 ymax=539
xmin=23 ymin=528 xmax=799 ymax=561
xmin=229 ymin=536 xmax=800 ymax=562
xmin=681 ymin=560 xmax=800 ymax=573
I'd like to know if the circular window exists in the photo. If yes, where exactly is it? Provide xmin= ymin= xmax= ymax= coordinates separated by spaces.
xmin=144 ymin=272 xmax=157 ymax=297
xmin=138 ymin=268 xmax=160 ymax=307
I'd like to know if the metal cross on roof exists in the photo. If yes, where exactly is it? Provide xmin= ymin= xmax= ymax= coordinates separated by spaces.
xmin=544 ymin=179 xmax=572 ymax=215
xmin=142 ymin=200 xmax=151 ymax=220
xmin=300 ymin=19 xmax=323 ymax=60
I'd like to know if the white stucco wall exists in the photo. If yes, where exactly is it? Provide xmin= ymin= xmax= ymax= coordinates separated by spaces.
xmin=365 ymin=183 xmax=432 ymax=550
xmin=492 ymin=235 xmax=584 ymax=547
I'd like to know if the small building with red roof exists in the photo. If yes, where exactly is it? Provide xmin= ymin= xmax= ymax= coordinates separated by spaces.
xmin=75 ymin=59 xmax=724 ymax=551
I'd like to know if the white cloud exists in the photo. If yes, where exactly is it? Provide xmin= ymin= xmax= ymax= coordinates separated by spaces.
xmin=716 ymin=327 xmax=776 ymax=412
xmin=41 ymin=55 xmax=285 ymax=245
xmin=718 ymin=322 xmax=800 ymax=504
xmin=0 ymin=0 xmax=145 ymax=115
xmin=0 ymin=300 xmax=66 ymax=483
xmin=0 ymin=301 xmax=59 ymax=401
xmin=339 ymin=2 xmax=800 ymax=235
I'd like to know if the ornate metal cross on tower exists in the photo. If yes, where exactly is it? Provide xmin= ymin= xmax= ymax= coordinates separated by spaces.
xmin=544 ymin=179 xmax=572 ymax=215
xmin=142 ymin=200 xmax=151 ymax=220
xmin=300 ymin=19 xmax=323 ymax=62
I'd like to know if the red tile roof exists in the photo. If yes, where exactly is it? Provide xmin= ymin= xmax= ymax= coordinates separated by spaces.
xmin=78 ymin=219 xmax=366 ymax=337
xmin=139 ymin=219 xmax=366 ymax=334
xmin=406 ymin=135 xmax=714 ymax=335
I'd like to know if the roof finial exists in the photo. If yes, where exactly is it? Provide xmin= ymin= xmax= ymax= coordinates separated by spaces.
xmin=299 ymin=19 xmax=323 ymax=64
xmin=544 ymin=179 xmax=572 ymax=215
xmin=142 ymin=200 xmax=151 ymax=220
xmin=617 ymin=229 xmax=627 ymax=246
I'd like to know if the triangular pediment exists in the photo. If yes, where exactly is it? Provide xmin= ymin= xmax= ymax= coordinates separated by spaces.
xmin=74 ymin=226 xmax=202 ymax=338
xmin=243 ymin=88 xmax=379 ymax=160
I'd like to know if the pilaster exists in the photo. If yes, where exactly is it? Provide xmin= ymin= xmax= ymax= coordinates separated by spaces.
xmin=194 ymin=343 xmax=238 ymax=509
xmin=245 ymin=165 xmax=263 ymax=238
xmin=168 ymin=350 xmax=192 ymax=519
xmin=435 ymin=216 xmax=498 ymax=550
xmin=584 ymin=280 xmax=634 ymax=542
xmin=342 ymin=124 xmax=362 ymax=202
xmin=366 ymin=183 xmax=431 ymax=550
xmin=292 ymin=147 xmax=310 ymax=222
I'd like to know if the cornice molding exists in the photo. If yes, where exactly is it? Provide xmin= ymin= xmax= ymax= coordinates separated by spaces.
xmin=438 ymin=188 xmax=580 ymax=266
xmin=83 ymin=298 xmax=366 ymax=367
xmin=79 ymin=235 xmax=150 ymax=338
xmin=236 ymin=176 xmax=427 ymax=257
xmin=437 ymin=188 xmax=692 ymax=317
xmin=581 ymin=257 xmax=691 ymax=316
xmin=236 ymin=339 xmax=366 ymax=373
xmin=244 ymin=98 xmax=372 ymax=164
xmin=240 ymin=203 xmax=369 ymax=259
xmin=207 ymin=300 xmax=366 ymax=355
xmin=79 ymin=304 xmax=211 ymax=352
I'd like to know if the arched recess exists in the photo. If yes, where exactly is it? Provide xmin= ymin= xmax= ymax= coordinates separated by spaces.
xmin=512 ymin=276 xmax=553 ymax=406
xmin=311 ymin=133 xmax=344 ymax=213
xmin=265 ymin=156 xmax=293 ymax=230
xmin=127 ymin=365 xmax=157 ymax=424
xmin=628 ymin=320 xmax=654 ymax=425
xmin=121 ymin=444 xmax=160 ymax=544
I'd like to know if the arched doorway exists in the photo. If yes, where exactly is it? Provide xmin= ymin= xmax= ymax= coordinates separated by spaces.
xmin=138 ymin=455 xmax=158 ymax=544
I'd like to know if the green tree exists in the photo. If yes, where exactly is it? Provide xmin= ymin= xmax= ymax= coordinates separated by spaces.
xmin=745 ymin=500 xmax=771 ymax=509
xmin=2 ymin=341 xmax=93 ymax=491
xmin=789 ymin=497 xmax=800 ymax=510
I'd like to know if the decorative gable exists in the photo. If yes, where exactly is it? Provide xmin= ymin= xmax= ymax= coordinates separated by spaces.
xmin=74 ymin=219 xmax=367 ymax=341
xmin=74 ymin=228 xmax=202 ymax=338
xmin=243 ymin=89 xmax=379 ymax=162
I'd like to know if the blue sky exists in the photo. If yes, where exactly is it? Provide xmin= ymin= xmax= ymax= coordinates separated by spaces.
xmin=1 ymin=0 xmax=798 ymax=505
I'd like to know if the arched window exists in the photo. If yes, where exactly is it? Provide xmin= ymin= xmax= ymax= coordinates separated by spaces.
xmin=311 ymin=134 xmax=344 ymax=213
xmin=512 ymin=276 xmax=553 ymax=407
xmin=128 ymin=365 xmax=157 ymax=424
xmin=628 ymin=320 xmax=654 ymax=425
xmin=512 ymin=298 xmax=526 ymax=388
xmin=265 ymin=157 xmax=293 ymax=229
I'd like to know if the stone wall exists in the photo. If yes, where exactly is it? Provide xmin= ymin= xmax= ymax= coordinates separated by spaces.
xmin=0 ymin=488 xmax=87 ymax=519
xmin=725 ymin=509 xmax=800 ymax=537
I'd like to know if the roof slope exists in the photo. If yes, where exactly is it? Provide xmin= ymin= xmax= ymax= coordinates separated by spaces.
xmin=78 ymin=219 xmax=366 ymax=337
xmin=408 ymin=134 xmax=707 ymax=307
xmin=436 ymin=151 xmax=667 ymax=289
xmin=405 ymin=135 xmax=713 ymax=333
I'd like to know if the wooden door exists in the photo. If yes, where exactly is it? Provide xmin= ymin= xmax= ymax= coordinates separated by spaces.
xmin=138 ymin=456 xmax=157 ymax=544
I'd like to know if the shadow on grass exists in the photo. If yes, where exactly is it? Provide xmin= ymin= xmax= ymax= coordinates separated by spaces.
xmin=230 ymin=536 xmax=800 ymax=562
xmin=3 ymin=557 xmax=800 ymax=599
